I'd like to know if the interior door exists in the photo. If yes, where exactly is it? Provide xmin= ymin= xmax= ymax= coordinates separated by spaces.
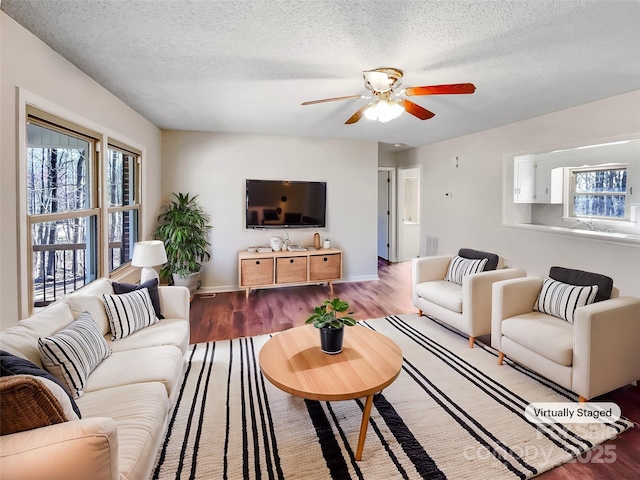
xmin=377 ymin=170 xmax=390 ymax=259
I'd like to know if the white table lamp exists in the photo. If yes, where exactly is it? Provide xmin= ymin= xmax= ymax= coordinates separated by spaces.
xmin=132 ymin=240 xmax=167 ymax=283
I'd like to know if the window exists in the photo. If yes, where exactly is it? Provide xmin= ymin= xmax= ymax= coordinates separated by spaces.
xmin=26 ymin=114 xmax=140 ymax=309
xmin=107 ymin=147 xmax=140 ymax=271
xmin=568 ymin=164 xmax=627 ymax=220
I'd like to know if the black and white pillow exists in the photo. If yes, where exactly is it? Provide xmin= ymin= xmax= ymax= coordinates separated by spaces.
xmin=103 ymin=288 xmax=159 ymax=340
xmin=38 ymin=312 xmax=111 ymax=398
xmin=534 ymin=277 xmax=599 ymax=324
xmin=444 ymin=255 xmax=488 ymax=285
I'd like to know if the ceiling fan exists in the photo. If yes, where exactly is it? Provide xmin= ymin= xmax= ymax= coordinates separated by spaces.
xmin=301 ymin=67 xmax=475 ymax=124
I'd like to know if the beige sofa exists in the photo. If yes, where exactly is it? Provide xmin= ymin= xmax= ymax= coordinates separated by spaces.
xmin=0 ymin=278 xmax=190 ymax=480
xmin=412 ymin=250 xmax=525 ymax=347
xmin=492 ymin=275 xmax=640 ymax=401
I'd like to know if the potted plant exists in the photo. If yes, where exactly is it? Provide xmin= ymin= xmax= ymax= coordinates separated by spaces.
xmin=305 ymin=298 xmax=356 ymax=354
xmin=154 ymin=192 xmax=212 ymax=295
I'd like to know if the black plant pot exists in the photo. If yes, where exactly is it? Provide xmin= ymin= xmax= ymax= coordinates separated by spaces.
xmin=319 ymin=326 xmax=344 ymax=354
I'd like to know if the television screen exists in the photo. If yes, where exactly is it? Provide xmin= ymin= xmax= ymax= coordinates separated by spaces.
xmin=246 ymin=180 xmax=326 ymax=228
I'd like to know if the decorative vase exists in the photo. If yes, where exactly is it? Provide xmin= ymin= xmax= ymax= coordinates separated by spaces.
xmin=313 ymin=232 xmax=321 ymax=250
xmin=319 ymin=326 xmax=344 ymax=354
xmin=323 ymin=240 xmax=331 ymax=249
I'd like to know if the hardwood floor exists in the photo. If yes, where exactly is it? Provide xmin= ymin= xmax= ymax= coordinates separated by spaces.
xmin=189 ymin=258 xmax=639 ymax=479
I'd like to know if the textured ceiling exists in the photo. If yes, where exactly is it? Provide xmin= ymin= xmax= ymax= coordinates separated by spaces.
xmin=3 ymin=0 xmax=640 ymax=149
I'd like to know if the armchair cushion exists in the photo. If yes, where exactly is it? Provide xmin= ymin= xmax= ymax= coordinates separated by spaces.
xmin=415 ymin=280 xmax=463 ymax=313
xmin=458 ymin=248 xmax=500 ymax=271
xmin=534 ymin=277 xmax=599 ymax=324
xmin=444 ymin=255 xmax=487 ymax=285
xmin=549 ymin=266 xmax=613 ymax=303
xmin=502 ymin=313 xmax=574 ymax=366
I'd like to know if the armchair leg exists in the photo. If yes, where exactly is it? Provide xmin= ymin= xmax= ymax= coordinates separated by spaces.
xmin=469 ymin=337 xmax=475 ymax=348
xmin=418 ymin=309 xmax=423 ymax=317
xmin=578 ymin=396 xmax=588 ymax=403
xmin=498 ymin=352 xmax=504 ymax=365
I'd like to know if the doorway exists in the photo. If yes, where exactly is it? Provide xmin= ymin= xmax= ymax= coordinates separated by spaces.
xmin=398 ymin=166 xmax=421 ymax=261
xmin=377 ymin=168 xmax=396 ymax=261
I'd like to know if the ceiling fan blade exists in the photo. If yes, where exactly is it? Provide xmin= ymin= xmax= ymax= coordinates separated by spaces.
xmin=301 ymin=95 xmax=365 ymax=105
xmin=403 ymin=83 xmax=476 ymax=96
xmin=345 ymin=104 xmax=370 ymax=124
xmin=398 ymin=99 xmax=435 ymax=120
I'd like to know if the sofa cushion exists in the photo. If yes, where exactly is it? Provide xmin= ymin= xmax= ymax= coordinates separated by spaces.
xmin=83 ymin=345 xmax=183 ymax=399
xmin=534 ymin=277 xmax=599 ymax=324
xmin=549 ymin=266 xmax=613 ymax=303
xmin=502 ymin=312 xmax=574 ymax=366
xmin=0 ymin=375 xmax=67 ymax=435
xmin=63 ymin=279 xmax=115 ymax=336
xmin=76 ymin=382 xmax=169 ymax=480
xmin=103 ymin=288 xmax=159 ymax=340
xmin=444 ymin=255 xmax=488 ymax=285
xmin=0 ymin=303 xmax=76 ymax=369
xmin=0 ymin=350 xmax=81 ymax=418
xmin=113 ymin=278 xmax=164 ymax=319
xmin=105 ymin=317 xmax=190 ymax=355
xmin=415 ymin=280 xmax=463 ymax=313
xmin=458 ymin=248 xmax=500 ymax=271
xmin=38 ymin=312 xmax=112 ymax=398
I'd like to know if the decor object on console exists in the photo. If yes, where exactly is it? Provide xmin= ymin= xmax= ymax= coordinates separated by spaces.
xmin=305 ymin=298 xmax=356 ymax=354
xmin=132 ymin=240 xmax=167 ymax=283
xmin=412 ymin=248 xmax=525 ymax=347
xmin=492 ymin=266 xmax=640 ymax=401
xmin=154 ymin=192 xmax=212 ymax=295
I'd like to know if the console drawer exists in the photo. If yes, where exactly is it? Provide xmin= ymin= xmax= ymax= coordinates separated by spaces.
xmin=241 ymin=258 xmax=274 ymax=286
xmin=276 ymin=256 xmax=307 ymax=283
xmin=309 ymin=253 xmax=341 ymax=281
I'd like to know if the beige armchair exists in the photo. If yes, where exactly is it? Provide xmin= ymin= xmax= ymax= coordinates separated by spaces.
xmin=492 ymin=267 xmax=640 ymax=401
xmin=412 ymin=249 xmax=525 ymax=347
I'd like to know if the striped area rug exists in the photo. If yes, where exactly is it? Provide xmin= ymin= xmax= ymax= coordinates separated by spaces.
xmin=151 ymin=314 xmax=632 ymax=479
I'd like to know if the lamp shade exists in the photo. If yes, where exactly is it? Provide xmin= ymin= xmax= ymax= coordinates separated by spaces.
xmin=132 ymin=240 xmax=167 ymax=267
xmin=363 ymin=99 xmax=404 ymax=123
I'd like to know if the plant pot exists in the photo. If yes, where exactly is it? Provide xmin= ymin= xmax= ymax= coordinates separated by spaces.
xmin=319 ymin=326 xmax=344 ymax=354
xmin=172 ymin=272 xmax=200 ymax=296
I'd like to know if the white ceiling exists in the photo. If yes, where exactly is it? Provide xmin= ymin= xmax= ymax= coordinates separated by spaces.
xmin=3 ymin=0 xmax=640 ymax=149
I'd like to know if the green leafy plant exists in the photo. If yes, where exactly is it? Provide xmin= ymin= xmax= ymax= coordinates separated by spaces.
xmin=154 ymin=192 xmax=212 ymax=278
xmin=305 ymin=298 xmax=356 ymax=329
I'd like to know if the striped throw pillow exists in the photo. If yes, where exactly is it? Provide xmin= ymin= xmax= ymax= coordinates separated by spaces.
xmin=103 ymin=288 xmax=159 ymax=340
xmin=534 ymin=277 xmax=599 ymax=324
xmin=38 ymin=312 xmax=111 ymax=398
xmin=444 ymin=255 xmax=488 ymax=285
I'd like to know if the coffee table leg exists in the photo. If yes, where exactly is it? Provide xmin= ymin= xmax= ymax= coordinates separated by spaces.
xmin=355 ymin=394 xmax=374 ymax=461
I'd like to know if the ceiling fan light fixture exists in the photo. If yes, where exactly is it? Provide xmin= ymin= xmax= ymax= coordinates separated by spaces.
xmin=363 ymin=99 xmax=404 ymax=123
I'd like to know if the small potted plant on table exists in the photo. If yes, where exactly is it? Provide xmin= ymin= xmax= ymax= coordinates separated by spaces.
xmin=305 ymin=298 xmax=356 ymax=354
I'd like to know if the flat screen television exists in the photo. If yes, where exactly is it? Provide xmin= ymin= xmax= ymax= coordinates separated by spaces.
xmin=246 ymin=179 xmax=327 ymax=229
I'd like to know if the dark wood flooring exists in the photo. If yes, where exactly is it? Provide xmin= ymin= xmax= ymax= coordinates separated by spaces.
xmin=189 ymin=258 xmax=639 ymax=479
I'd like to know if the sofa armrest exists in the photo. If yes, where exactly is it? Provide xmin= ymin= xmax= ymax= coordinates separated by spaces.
xmin=158 ymin=286 xmax=190 ymax=321
xmin=461 ymin=268 xmax=526 ymax=337
xmin=0 ymin=417 xmax=119 ymax=480
xmin=491 ymin=277 xmax=543 ymax=350
xmin=572 ymin=296 xmax=640 ymax=400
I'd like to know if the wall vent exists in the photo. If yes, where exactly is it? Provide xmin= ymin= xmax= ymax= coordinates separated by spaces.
xmin=424 ymin=235 xmax=440 ymax=256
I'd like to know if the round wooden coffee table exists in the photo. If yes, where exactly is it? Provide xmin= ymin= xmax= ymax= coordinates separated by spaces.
xmin=259 ymin=324 xmax=402 ymax=460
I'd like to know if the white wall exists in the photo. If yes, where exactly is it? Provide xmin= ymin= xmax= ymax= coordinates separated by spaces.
xmin=161 ymin=131 xmax=379 ymax=291
xmin=1 ymin=13 xmax=163 ymax=328
xmin=397 ymin=90 xmax=640 ymax=296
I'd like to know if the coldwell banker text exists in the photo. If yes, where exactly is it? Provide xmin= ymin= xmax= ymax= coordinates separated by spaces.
xmin=525 ymin=402 xmax=621 ymax=424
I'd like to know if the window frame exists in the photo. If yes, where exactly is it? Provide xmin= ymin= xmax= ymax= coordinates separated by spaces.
xmin=19 ymin=93 xmax=144 ymax=316
xmin=566 ymin=163 xmax=628 ymax=221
